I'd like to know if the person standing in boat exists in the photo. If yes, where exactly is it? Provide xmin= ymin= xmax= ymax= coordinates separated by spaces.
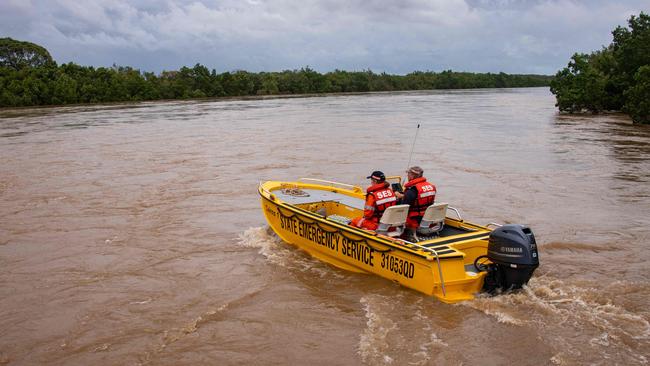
xmin=350 ymin=171 xmax=397 ymax=230
xmin=395 ymin=166 xmax=436 ymax=238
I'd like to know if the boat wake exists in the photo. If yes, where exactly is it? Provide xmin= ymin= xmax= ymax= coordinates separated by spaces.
xmin=237 ymin=228 xmax=649 ymax=364
xmin=137 ymin=287 xmax=269 ymax=365
xmin=464 ymin=275 xmax=650 ymax=364
xmin=237 ymin=226 xmax=345 ymax=279
xmin=358 ymin=294 xmax=398 ymax=365
xmin=358 ymin=294 xmax=448 ymax=365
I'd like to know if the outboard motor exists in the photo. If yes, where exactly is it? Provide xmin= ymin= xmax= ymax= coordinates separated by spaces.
xmin=481 ymin=224 xmax=539 ymax=292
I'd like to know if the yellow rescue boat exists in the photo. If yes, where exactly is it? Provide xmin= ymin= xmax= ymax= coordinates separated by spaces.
xmin=259 ymin=178 xmax=539 ymax=303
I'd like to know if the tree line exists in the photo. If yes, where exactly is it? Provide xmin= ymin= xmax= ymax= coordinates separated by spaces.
xmin=1 ymin=37 xmax=552 ymax=108
xmin=550 ymin=12 xmax=649 ymax=124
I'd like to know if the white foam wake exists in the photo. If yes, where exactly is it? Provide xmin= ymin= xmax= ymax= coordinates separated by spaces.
xmin=236 ymin=226 xmax=344 ymax=279
xmin=358 ymin=295 xmax=448 ymax=365
xmin=358 ymin=295 xmax=397 ymax=365
xmin=463 ymin=276 xmax=650 ymax=364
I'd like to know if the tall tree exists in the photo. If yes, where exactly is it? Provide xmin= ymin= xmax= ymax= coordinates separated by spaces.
xmin=550 ymin=53 xmax=608 ymax=113
xmin=624 ymin=65 xmax=650 ymax=124
xmin=0 ymin=37 xmax=54 ymax=70
xmin=551 ymin=12 xmax=650 ymax=123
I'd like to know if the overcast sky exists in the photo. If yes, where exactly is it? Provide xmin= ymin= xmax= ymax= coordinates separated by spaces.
xmin=1 ymin=0 xmax=647 ymax=75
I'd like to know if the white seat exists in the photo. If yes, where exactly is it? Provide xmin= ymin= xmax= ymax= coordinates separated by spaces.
xmin=376 ymin=204 xmax=409 ymax=237
xmin=417 ymin=203 xmax=448 ymax=236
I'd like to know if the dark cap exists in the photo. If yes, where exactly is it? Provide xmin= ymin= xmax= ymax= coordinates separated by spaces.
xmin=366 ymin=171 xmax=386 ymax=181
xmin=406 ymin=166 xmax=424 ymax=176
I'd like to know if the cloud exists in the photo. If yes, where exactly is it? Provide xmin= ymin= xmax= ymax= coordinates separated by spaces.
xmin=1 ymin=0 xmax=647 ymax=74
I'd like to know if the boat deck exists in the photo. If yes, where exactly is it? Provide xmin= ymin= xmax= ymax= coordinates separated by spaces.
xmin=273 ymin=188 xmax=365 ymax=210
xmin=272 ymin=187 xmax=483 ymax=245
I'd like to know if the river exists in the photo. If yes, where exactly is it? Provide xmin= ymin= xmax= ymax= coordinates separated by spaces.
xmin=1 ymin=88 xmax=649 ymax=365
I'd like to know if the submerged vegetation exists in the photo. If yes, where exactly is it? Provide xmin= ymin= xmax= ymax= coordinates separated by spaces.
xmin=550 ymin=12 xmax=650 ymax=124
xmin=0 ymin=37 xmax=551 ymax=108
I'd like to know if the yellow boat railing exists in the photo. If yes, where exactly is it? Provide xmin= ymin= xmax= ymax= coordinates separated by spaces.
xmin=399 ymin=238 xmax=447 ymax=297
xmin=258 ymin=181 xmax=277 ymax=201
xmin=298 ymin=178 xmax=363 ymax=192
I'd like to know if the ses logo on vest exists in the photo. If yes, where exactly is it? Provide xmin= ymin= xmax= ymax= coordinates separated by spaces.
xmin=375 ymin=190 xmax=394 ymax=199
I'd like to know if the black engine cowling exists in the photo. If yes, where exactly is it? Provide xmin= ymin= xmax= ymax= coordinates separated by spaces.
xmin=482 ymin=224 xmax=539 ymax=292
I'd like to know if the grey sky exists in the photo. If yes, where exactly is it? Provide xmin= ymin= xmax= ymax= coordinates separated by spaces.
xmin=0 ymin=0 xmax=647 ymax=74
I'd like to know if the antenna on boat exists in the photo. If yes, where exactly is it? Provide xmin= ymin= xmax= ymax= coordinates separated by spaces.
xmin=405 ymin=123 xmax=420 ymax=178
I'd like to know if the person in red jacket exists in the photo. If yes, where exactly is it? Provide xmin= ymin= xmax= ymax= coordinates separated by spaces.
xmin=395 ymin=166 xmax=436 ymax=236
xmin=350 ymin=171 xmax=397 ymax=230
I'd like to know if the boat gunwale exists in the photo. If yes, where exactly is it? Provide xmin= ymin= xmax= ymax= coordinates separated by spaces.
xmin=259 ymin=187 xmax=476 ymax=260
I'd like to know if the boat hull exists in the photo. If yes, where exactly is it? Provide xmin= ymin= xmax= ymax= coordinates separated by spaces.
xmin=259 ymin=181 xmax=493 ymax=303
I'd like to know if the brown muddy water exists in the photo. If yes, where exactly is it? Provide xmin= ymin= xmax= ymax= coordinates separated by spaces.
xmin=1 ymin=88 xmax=649 ymax=365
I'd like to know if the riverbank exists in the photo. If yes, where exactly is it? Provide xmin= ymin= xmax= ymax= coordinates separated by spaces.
xmin=0 ymin=66 xmax=553 ymax=109
xmin=0 ymin=86 xmax=551 ymax=113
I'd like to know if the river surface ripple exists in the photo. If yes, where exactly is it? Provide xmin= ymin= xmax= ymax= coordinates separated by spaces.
xmin=1 ymin=88 xmax=649 ymax=365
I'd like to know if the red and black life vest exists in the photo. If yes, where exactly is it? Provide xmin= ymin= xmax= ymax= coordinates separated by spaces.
xmin=367 ymin=182 xmax=397 ymax=219
xmin=404 ymin=177 xmax=436 ymax=219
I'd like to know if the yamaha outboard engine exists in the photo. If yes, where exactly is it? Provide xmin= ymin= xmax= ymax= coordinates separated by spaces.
xmin=481 ymin=224 xmax=539 ymax=292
